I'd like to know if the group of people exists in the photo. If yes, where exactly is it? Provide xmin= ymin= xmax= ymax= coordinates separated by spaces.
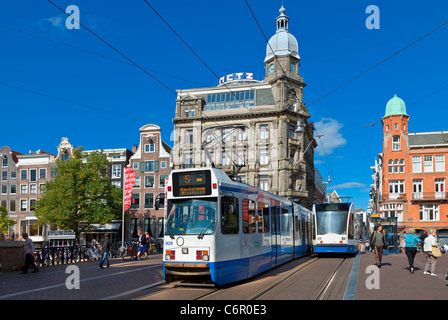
xmin=369 ymin=225 xmax=443 ymax=277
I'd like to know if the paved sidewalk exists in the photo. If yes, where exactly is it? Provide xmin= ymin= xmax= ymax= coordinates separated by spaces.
xmin=355 ymin=251 xmax=448 ymax=300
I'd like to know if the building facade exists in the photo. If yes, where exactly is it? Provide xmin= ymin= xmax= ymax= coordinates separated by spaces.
xmin=127 ymin=124 xmax=172 ymax=239
xmin=172 ymin=6 xmax=316 ymax=209
xmin=379 ymin=95 xmax=448 ymax=241
xmin=0 ymin=146 xmax=22 ymax=238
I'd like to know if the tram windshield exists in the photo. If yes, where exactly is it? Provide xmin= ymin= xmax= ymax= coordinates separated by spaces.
xmin=166 ymin=198 xmax=217 ymax=236
xmin=316 ymin=211 xmax=349 ymax=235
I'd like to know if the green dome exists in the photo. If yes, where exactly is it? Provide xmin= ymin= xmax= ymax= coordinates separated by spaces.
xmin=384 ymin=94 xmax=408 ymax=118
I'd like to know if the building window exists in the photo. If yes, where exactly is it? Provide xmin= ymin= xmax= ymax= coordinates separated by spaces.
xmin=420 ymin=204 xmax=439 ymax=221
xmin=400 ymin=159 xmax=405 ymax=173
xmin=424 ymin=155 xmax=433 ymax=172
xmin=30 ymin=169 xmax=37 ymax=182
xmin=435 ymin=179 xmax=445 ymax=197
xmin=259 ymin=175 xmax=269 ymax=191
xmin=435 ymin=155 xmax=445 ymax=172
xmin=1 ymin=172 xmax=6 ymax=181
xmin=131 ymin=193 xmax=140 ymax=209
xmin=159 ymin=175 xmax=169 ymax=188
xmin=237 ymin=149 xmax=246 ymax=166
xmin=392 ymin=136 xmax=400 ymax=151
xmin=112 ymin=165 xmax=121 ymax=178
xmin=2 ymin=158 xmax=7 ymax=167
xmin=394 ymin=123 xmax=398 ymax=130
xmin=20 ymin=184 xmax=28 ymax=194
xmin=1 ymin=185 xmax=6 ymax=195
xmin=20 ymin=169 xmax=27 ymax=180
xmin=259 ymin=125 xmax=269 ymax=140
xmin=145 ymin=144 xmax=155 ymax=153
xmin=205 ymin=150 xmax=214 ymax=167
xmin=184 ymin=153 xmax=193 ymax=168
xmin=259 ymin=148 xmax=269 ymax=165
xmin=10 ymin=184 xmax=16 ymax=194
xmin=134 ymin=176 xmax=141 ymax=188
xmin=144 ymin=175 xmax=155 ymax=188
xmin=237 ymin=128 xmax=247 ymax=141
xmin=389 ymin=180 xmax=404 ymax=196
xmin=185 ymin=130 xmax=193 ymax=144
xmin=30 ymin=184 xmax=37 ymax=194
xmin=144 ymin=193 xmax=154 ymax=208
xmin=222 ymin=129 xmax=232 ymax=141
xmin=221 ymin=153 xmax=231 ymax=167
xmin=412 ymin=156 xmax=422 ymax=173
xmin=20 ymin=199 xmax=27 ymax=212
xmin=413 ymin=179 xmax=423 ymax=199
xmin=10 ymin=171 xmax=16 ymax=179
xmin=39 ymin=168 xmax=46 ymax=180
xmin=145 ymin=161 xmax=155 ymax=172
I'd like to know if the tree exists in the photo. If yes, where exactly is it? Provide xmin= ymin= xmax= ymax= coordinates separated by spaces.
xmin=0 ymin=206 xmax=16 ymax=240
xmin=35 ymin=147 xmax=122 ymax=244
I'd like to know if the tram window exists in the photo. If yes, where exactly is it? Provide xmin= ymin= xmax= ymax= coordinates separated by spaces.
xmin=281 ymin=208 xmax=291 ymax=233
xmin=221 ymin=196 xmax=239 ymax=234
xmin=258 ymin=202 xmax=269 ymax=233
xmin=243 ymin=199 xmax=256 ymax=234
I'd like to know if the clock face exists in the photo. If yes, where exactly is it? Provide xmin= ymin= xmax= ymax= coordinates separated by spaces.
xmin=268 ymin=64 xmax=275 ymax=74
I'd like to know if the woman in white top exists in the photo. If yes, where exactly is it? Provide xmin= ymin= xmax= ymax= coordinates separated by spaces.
xmin=423 ymin=229 xmax=439 ymax=276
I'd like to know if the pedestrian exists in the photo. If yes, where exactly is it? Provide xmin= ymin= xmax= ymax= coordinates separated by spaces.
xmin=369 ymin=225 xmax=387 ymax=268
xmin=423 ymin=229 xmax=439 ymax=276
xmin=99 ymin=233 xmax=111 ymax=269
xmin=145 ymin=232 xmax=150 ymax=257
xmin=420 ymin=230 xmax=428 ymax=252
xmin=21 ymin=232 xmax=38 ymax=274
xmin=136 ymin=231 xmax=147 ymax=259
xmin=400 ymin=228 xmax=421 ymax=274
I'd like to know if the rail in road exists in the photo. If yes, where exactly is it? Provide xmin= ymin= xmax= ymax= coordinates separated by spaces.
xmin=136 ymin=254 xmax=357 ymax=301
xmin=0 ymin=255 xmax=164 ymax=300
xmin=0 ymin=253 xmax=358 ymax=301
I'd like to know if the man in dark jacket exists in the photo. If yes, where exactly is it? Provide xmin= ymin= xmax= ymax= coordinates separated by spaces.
xmin=99 ymin=233 xmax=112 ymax=269
xmin=369 ymin=225 xmax=388 ymax=268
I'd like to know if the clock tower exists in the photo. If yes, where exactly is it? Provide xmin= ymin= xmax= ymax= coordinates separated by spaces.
xmin=264 ymin=6 xmax=306 ymax=116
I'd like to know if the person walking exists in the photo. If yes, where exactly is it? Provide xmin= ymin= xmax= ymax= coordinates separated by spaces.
xmin=369 ymin=225 xmax=387 ymax=268
xmin=423 ymin=229 xmax=439 ymax=276
xmin=21 ymin=233 xmax=38 ymax=274
xmin=99 ymin=233 xmax=112 ymax=269
xmin=401 ymin=228 xmax=421 ymax=274
xmin=136 ymin=231 xmax=147 ymax=259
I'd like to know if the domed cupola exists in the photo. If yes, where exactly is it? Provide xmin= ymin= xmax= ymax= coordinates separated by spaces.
xmin=384 ymin=94 xmax=408 ymax=118
xmin=264 ymin=5 xmax=300 ymax=63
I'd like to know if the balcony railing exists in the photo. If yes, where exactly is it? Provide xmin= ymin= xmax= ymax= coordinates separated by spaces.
xmin=412 ymin=192 xmax=448 ymax=201
xmin=381 ymin=193 xmax=407 ymax=201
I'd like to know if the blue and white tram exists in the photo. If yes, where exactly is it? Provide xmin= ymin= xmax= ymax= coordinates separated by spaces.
xmin=162 ymin=167 xmax=314 ymax=286
xmin=312 ymin=203 xmax=361 ymax=254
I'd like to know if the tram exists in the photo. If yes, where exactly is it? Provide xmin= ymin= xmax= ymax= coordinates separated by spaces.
xmin=312 ymin=202 xmax=361 ymax=254
xmin=162 ymin=167 xmax=314 ymax=286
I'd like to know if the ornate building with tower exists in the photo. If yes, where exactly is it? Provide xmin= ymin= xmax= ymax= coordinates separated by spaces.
xmin=172 ymin=6 xmax=316 ymax=209
xmin=377 ymin=94 xmax=448 ymax=242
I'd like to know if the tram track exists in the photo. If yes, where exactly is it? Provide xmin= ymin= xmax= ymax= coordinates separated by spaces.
xmin=136 ymin=255 xmax=352 ymax=301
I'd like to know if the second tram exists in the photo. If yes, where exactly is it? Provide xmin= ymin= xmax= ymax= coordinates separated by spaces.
xmin=312 ymin=202 xmax=361 ymax=254
xmin=162 ymin=167 xmax=314 ymax=286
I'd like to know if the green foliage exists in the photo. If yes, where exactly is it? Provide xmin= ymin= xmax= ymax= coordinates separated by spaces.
xmin=35 ymin=147 xmax=122 ymax=244
xmin=0 ymin=206 xmax=16 ymax=240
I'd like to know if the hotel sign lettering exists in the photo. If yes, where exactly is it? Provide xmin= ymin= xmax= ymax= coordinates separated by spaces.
xmin=219 ymin=72 xmax=254 ymax=85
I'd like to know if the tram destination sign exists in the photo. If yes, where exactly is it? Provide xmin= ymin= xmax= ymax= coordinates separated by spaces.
xmin=172 ymin=170 xmax=212 ymax=197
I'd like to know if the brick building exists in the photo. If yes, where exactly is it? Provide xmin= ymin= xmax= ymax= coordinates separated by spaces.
xmin=127 ymin=124 xmax=171 ymax=239
xmin=379 ymin=94 xmax=448 ymax=243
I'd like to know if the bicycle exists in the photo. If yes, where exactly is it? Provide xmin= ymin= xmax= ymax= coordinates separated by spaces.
xmin=121 ymin=242 xmax=149 ymax=260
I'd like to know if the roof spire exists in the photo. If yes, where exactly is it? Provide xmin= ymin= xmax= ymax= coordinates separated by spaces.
xmin=276 ymin=5 xmax=289 ymax=31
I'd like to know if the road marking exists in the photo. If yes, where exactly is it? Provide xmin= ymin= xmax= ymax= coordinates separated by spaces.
xmin=0 ymin=264 xmax=161 ymax=299
xmin=99 ymin=281 xmax=166 ymax=300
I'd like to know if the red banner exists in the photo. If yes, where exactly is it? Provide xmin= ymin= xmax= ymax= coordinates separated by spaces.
xmin=124 ymin=166 xmax=136 ymax=212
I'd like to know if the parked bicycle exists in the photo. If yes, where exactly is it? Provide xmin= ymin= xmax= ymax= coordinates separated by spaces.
xmin=121 ymin=242 xmax=148 ymax=260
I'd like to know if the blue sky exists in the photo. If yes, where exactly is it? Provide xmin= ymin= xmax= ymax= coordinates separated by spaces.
xmin=1 ymin=1 xmax=448 ymax=211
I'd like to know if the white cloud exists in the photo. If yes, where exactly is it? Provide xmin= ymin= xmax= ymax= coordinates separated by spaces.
xmin=330 ymin=182 xmax=367 ymax=190
xmin=314 ymin=118 xmax=346 ymax=156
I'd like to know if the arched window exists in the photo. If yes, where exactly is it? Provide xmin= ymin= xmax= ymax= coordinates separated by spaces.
xmin=392 ymin=135 xmax=400 ymax=151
